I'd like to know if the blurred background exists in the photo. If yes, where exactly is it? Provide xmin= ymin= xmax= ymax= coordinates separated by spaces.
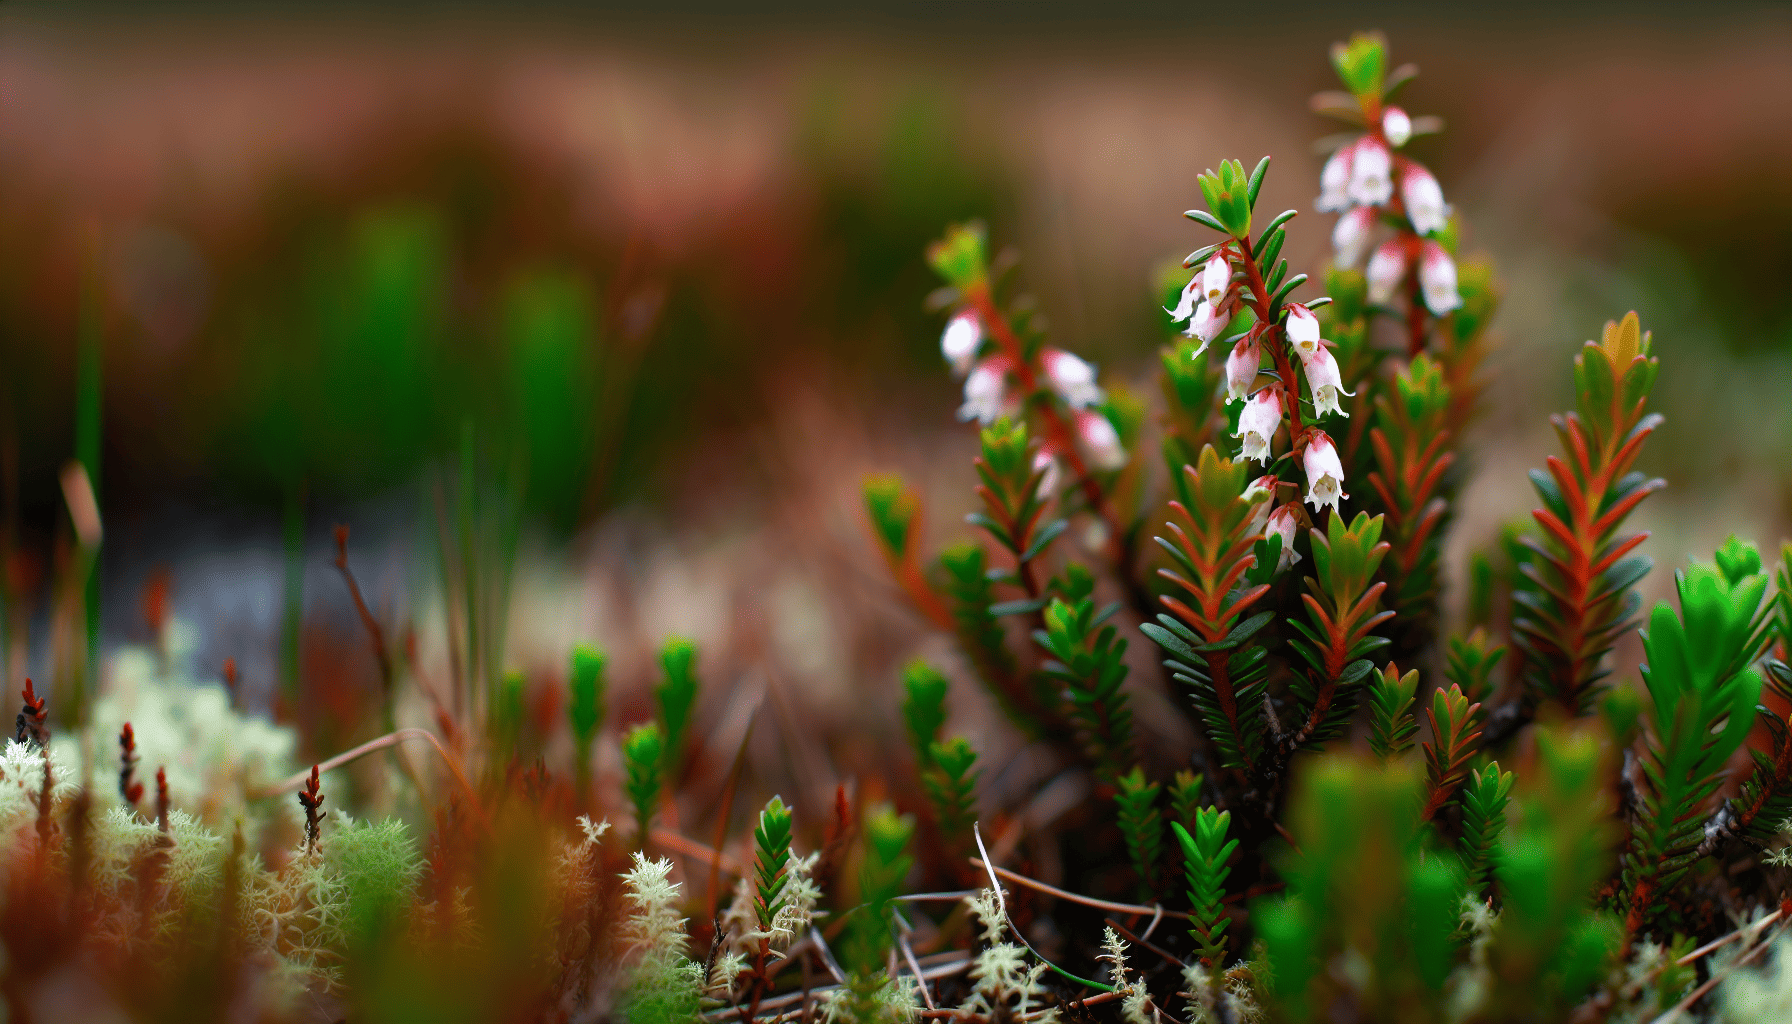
xmin=2 ymin=4 xmax=1790 ymax=817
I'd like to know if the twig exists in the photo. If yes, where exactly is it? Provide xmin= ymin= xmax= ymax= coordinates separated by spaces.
xmin=899 ymin=928 xmax=935 ymax=1010
xmin=258 ymin=727 xmax=487 ymax=833
xmin=893 ymin=890 xmax=980 ymax=903
xmin=333 ymin=525 xmax=394 ymax=699
xmin=973 ymin=824 xmax=1117 ymax=993
xmin=807 ymin=928 xmax=847 ymax=985
xmin=699 ymin=957 xmax=973 ymax=1021
xmin=972 ymin=857 xmax=1192 ymax=920
xmin=1139 ymin=903 xmax=1166 ymax=943
xmin=1650 ymin=918 xmax=1789 ymax=1024
xmin=653 ymin=828 xmax=745 ymax=876
xmin=1679 ymin=909 xmax=1784 ymax=968
xmin=1105 ymin=917 xmax=1184 ymax=969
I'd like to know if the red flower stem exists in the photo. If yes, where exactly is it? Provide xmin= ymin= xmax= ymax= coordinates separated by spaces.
xmin=968 ymin=286 xmax=1125 ymax=564
xmin=1406 ymin=266 xmax=1428 ymax=358
xmin=1231 ymin=241 xmax=1308 ymax=446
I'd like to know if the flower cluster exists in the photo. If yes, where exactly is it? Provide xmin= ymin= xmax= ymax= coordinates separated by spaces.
xmin=933 ymin=225 xmax=1127 ymax=495
xmin=1167 ymin=166 xmax=1351 ymax=524
xmin=1315 ymin=57 xmax=1460 ymax=321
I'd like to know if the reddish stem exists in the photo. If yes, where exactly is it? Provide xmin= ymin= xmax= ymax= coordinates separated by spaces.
xmin=1231 ymin=241 xmax=1308 ymax=446
xmin=969 ymin=286 xmax=1125 ymax=564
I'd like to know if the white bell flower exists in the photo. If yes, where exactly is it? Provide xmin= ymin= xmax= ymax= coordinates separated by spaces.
xmin=1332 ymin=205 xmax=1377 ymax=269
xmin=1420 ymin=241 xmax=1462 ymax=314
xmin=1244 ymin=473 xmax=1277 ymax=535
xmin=941 ymin=310 xmax=983 ymax=376
xmin=1400 ymin=164 xmax=1451 ymax=236
xmin=1184 ymin=296 xmax=1233 ymax=353
xmin=1234 ymin=388 xmax=1282 ymax=465
xmin=1224 ymin=336 xmax=1261 ymax=405
xmin=958 ymin=360 xmax=1014 ymax=425
xmin=1346 ymin=138 xmax=1394 ymax=207
xmin=1266 ymin=503 xmax=1302 ymax=570
xmin=1366 ymin=240 xmax=1408 ymax=306
xmin=1076 ymin=410 xmax=1127 ymax=471
xmin=1200 ymin=253 xmax=1232 ymax=306
xmin=1317 ymin=146 xmax=1353 ymax=213
xmin=1041 ymin=348 xmax=1104 ymax=409
xmin=1284 ymin=304 xmax=1323 ymax=363
xmin=1033 ymin=448 xmax=1062 ymax=499
xmin=1302 ymin=346 xmax=1356 ymax=418
xmin=1382 ymin=106 xmax=1412 ymax=148
xmin=1302 ymin=433 xmax=1348 ymax=515
xmin=1166 ymin=276 xmax=1201 ymax=323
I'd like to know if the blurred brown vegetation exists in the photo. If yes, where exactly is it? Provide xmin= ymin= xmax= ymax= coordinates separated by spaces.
xmin=1 ymin=8 xmax=1790 ymax=844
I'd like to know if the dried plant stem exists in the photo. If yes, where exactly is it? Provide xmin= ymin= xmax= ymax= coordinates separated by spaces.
xmin=259 ymin=727 xmax=485 ymax=832
xmin=971 ymin=857 xmax=1192 ymax=921
xmin=1649 ymin=918 xmax=1791 ymax=1024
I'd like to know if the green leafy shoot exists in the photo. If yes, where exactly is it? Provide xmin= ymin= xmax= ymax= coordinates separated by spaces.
xmin=1626 ymin=540 xmax=1771 ymax=931
xmin=623 ymin=722 xmax=666 ymax=848
xmin=1459 ymin=761 xmax=1513 ymax=898
xmin=752 ymin=795 xmax=795 ymax=935
xmin=1115 ymin=767 xmax=1163 ymax=902
xmin=568 ymin=644 xmax=607 ymax=792
xmin=900 ymin=660 xmax=950 ymax=769
xmin=922 ymin=737 xmax=979 ymax=850
xmin=1444 ymin=629 xmax=1506 ymax=706
xmin=1367 ymin=663 xmax=1419 ymax=762
xmin=655 ymin=638 xmax=698 ymax=778
xmin=1169 ymin=770 xmax=1205 ymax=831
xmin=1174 ymin=809 xmax=1238 ymax=969
xmin=1036 ymin=596 xmax=1135 ymax=781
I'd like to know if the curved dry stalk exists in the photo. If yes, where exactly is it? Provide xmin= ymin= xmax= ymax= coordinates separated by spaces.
xmin=971 ymin=856 xmax=1193 ymax=921
xmin=652 ymin=828 xmax=745 ymax=876
xmin=258 ymin=727 xmax=486 ymax=833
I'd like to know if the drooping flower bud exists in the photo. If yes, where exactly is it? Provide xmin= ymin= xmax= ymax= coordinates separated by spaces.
xmin=1033 ymin=448 xmax=1062 ymax=499
xmin=1284 ymin=304 xmax=1323 ymax=363
xmin=1184 ymin=295 xmax=1233 ymax=352
xmin=1234 ymin=388 xmax=1282 ymax=465
xmin=1242 ymin=473 xmax=1277 ymax=505
xmin=1331 ymin=205 xmax=1377 ymax=269
xmin=1243 ymin=473 xmax=1277 ymax=535
xmin=1316 ymin=145 xmax=1353 ymax=213
xmin=941 ymin=310 xmax=982 ymax=376
xmin=1076 ymin=410 xmax=1127 ymax=471
xmin=1400 ymin=163 xmax=1450 ymax=236
xmin=1166 ymin=277 xmax=1201 ymax=323
xmin=1346 ymin=137 xmax=1393 ymax=207
xmin=958 ymin=359 xmax=1014 ymax=425
xmin=1265 ymin=503 xmax=1302 ymax=570
xmin=1200 ymin=253 xmax=1231 ymax=306
xmin=1419 ymin=241 xmax=1462 ymax=314
xmin=1366 ymin=239 xmax=1409 ymax=306
xmin=1301 ymin=432 xmax=1348 ymax=514
xmin=1302 ymin=346 xmax=1356 ymax=418
xmin=1382 ymin=106 xmax=1412 ymax=148
xmin=1041 ymin=348 xmax=1104 ymax=409
xmin=1225 ymin=336 xmax=1261 ymax=405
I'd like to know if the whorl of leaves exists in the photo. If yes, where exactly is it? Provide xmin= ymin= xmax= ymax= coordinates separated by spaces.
xmin=1174 ymin=809 xmax=1238 ymax=968
xmin=1114 ymin=767 xmax=1163 ymax=901
xmin=1366 ymin=663 xmax=1419 ymax=762
xmin=1036 ymin=596 xmax=1135 ymax=781
xmin=1459 ymin=761 xmax=1514 ymax=897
